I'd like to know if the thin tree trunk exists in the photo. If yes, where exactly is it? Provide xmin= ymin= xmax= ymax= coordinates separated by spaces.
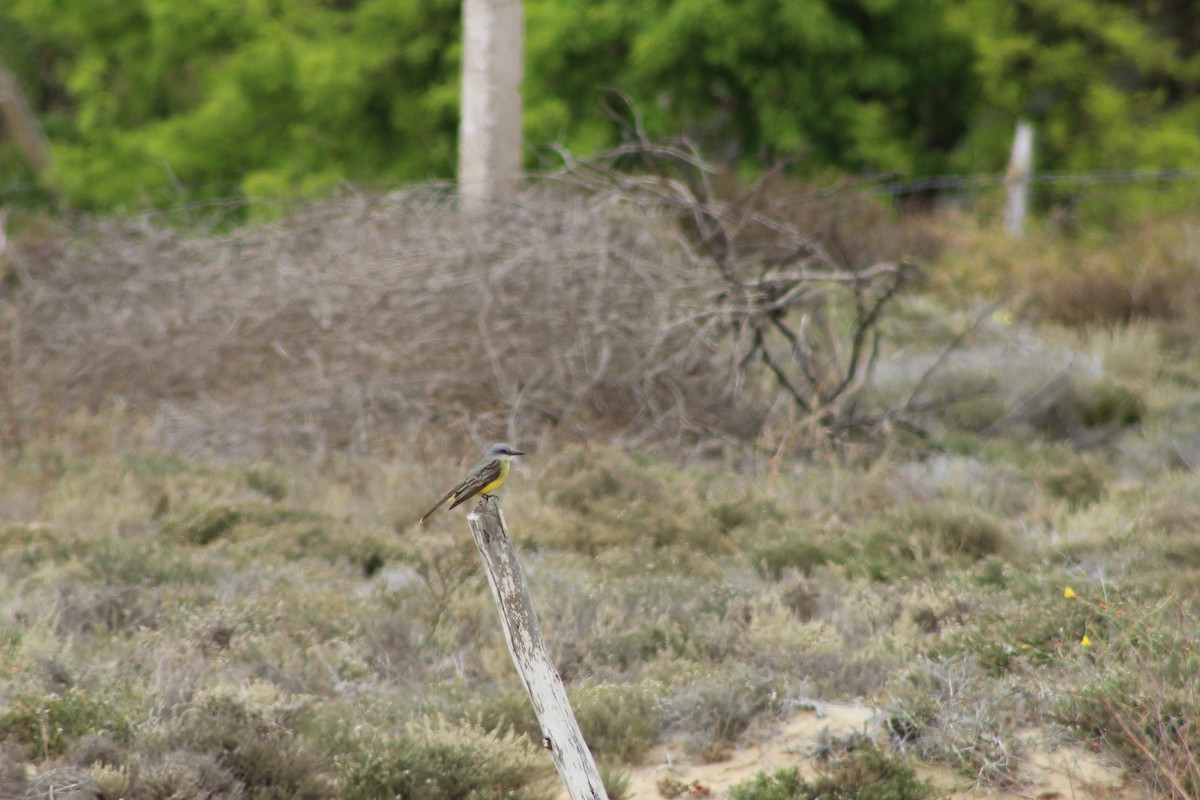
xmin=0 ymin=58 xmax=50 ymax=176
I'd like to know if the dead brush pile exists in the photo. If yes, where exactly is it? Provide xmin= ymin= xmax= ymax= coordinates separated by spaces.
xmin=3 ymin=188 xmax=757 ymax=457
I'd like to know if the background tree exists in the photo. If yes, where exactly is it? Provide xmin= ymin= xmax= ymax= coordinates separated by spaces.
xmin=951 ymin=0 xmax=1200 ymax=173
xmin=524 ymin=0 xmax=979 ymax=176
xmin=3 ymin=0 xmax=1200 ymax=212
xmin=3 ymin=0 xmax=461 ymax=209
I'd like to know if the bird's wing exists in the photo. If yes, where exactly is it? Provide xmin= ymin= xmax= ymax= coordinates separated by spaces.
xmin=446 ymin=459 xmax=503 ymax=510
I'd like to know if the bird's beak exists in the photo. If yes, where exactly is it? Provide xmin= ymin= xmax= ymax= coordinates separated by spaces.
xmin=511 ymin=450 xmax=525 ymax=456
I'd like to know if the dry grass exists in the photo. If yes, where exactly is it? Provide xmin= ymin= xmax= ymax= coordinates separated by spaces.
xmin=930 ymin=211 xmax=1200 ymax=329
xmin=3 ymin=189 xmax=1200 ymax=799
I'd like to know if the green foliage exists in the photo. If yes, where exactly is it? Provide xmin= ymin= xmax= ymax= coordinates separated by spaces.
xmin=852 ymin=503 xmax=1008 ymax=582
xmin=5 ymin=0 xmax=461 ymax=209
xmin=525 ymin=0 xmax=976 ymax=175
xmin=3 ymin=0 xmax=975 ymax=209
xmin=1040 ymin=457 xmax=1106 ymax=509
xmin=162 ymin=504 xmax=243 ymax=545
xmin=570 ymin=682 xmax=662 ymax=764
xmin=245 ymin=465 xmax=288 ymax=501
xmin=951 ymin=0 xmax=1200 ymax=217
xmin=6 ymin=0 xmax=1200 ymax=213
xmin=335 ymin=717 xmax=556 ymax=800
xmin=729 ymin=746 xmax=940 ymax=800
xmin=1079 ymin=380 xmax=1146 ymax=428
xmin=1 ymin=688 xmax=132 ymax=761
xmin=599 ymin=762 xmax=633 ymax=800
xmin=0 ymin=524 xmax=79 ymax=573
xmin=749 ymin=528 xmax=831 ymax=580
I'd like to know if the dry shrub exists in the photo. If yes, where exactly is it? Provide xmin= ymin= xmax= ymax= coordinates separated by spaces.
xmin=885 ymin=656 xmax=1030 ymax=786
xmin=132 ymin=751 xmax=245 ymax=800
xmin=711 ymin=171 xmax=945 ymax=272
xmin=1038 ymin=264 xmax=1196 ymax=326
xmin=1051 ymin=590 xmax=1200 ymax=800
xmin=1032 ymin=218 xmax=1200 ymax=326
xmin=0 ymin=742 xmax=28 ymax=799
xmin=21 ymin=766 xmax=101 ymax=800
xmin=660 ymin=663 xmax=787 ymax=761
xmin=155 ymin=691 xmax=330 ymax=799
xmin=933 ymin=212 xmax=1200 ymax=327
xmin=4 ymin=188 xmax=743 ymax=458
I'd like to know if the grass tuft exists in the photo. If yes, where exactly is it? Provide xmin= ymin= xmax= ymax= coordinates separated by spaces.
xmin=163 ymin=505 xmax=243 ymax=545
xmin=334 ymin=716 xmax=557 ymax=800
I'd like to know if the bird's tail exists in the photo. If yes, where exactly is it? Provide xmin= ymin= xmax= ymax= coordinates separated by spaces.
xmin=418 ymin=489 xmax=456 ymax=525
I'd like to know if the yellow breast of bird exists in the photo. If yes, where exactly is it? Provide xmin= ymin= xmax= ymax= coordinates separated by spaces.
xmin=476 ymin=459 xmax=510 ymax=496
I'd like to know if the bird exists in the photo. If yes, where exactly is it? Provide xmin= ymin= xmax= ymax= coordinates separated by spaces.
xmin=419 ymin=442 xmax=525 ymax=524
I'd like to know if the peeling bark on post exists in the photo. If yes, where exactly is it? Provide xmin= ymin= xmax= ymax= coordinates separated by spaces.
xmin=466 ymin=497 xmax=608 ymax=800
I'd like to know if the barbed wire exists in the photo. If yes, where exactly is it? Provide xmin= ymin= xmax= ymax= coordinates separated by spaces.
xmin=0 ymin=182 xmax=42 ymax=200
xmin=875 ymin=168 xmax=1200 ymax=195
xmin=3 ymin=168 xmax=1200 ymax=208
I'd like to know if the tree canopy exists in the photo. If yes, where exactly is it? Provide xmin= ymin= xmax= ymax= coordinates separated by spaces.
xmin=1 ymin=0 xmax=1199 ymax=210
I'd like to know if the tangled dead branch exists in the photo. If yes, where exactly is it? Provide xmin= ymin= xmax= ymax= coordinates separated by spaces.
xmin=1 ymin=188 xmax=748 ymax=458
xmin=552 ymin=135 xmax=920 ymax=440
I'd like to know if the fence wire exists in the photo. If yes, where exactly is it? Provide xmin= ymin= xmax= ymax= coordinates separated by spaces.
xmin=874 ymin=169 xmax=1200 ymax=196
xmin=4 ymin=168 xmax=1200 ymax=211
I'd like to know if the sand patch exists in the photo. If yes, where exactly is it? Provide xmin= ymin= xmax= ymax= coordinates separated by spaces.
xmin=612 ymin=703 xmax=1138 ymax=799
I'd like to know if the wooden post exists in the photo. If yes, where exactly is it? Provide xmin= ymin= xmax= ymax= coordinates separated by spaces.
xmin=466 ymin=497 xmax=609 ymax=800
xmin=1004 ymin=119 xmax=1034 ymax=235
xmin=458 ymin=0 xmax=524 ymax=214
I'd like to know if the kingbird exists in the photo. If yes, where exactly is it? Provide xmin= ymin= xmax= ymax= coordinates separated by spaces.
xmin=419 ymin=442 xmax=525 ymax=524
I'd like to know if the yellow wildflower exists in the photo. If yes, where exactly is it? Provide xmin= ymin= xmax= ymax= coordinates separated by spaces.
xmin=1064 ymin=587 xmax=1077 ymax=599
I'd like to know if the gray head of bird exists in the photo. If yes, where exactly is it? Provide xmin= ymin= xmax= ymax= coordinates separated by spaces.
xmin=487 ymin=443 xmax=525 ymax=460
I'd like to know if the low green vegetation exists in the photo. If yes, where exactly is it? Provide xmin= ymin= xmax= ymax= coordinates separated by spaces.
xmin=728 ymin=746 xmax=939 ymax=800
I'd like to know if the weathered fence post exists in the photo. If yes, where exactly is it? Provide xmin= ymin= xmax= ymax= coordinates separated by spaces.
xmin=466 ymin=497 xmax=609 ymax=800
xmin=1005 ymin=119 xmax=1034 ymax=235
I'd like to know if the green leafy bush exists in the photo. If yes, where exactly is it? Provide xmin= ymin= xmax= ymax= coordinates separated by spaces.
xmin=336 ymin=718 xmax=556 ymax=800
xmin=1 ymin=688 xmax=132 ymax=761
xmin=729 ymin=746 xmax=940 ymax=800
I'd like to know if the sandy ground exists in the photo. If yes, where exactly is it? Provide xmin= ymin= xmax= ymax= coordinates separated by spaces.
xmin=618 ymin=702 xmax=1137 ymax=799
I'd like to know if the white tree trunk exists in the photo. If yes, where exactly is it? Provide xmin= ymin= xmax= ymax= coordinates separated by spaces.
xmin=466 ymin=498 xmax=609 ymax=800
xmin=459 ymin=0 xmax=524 ymax=214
